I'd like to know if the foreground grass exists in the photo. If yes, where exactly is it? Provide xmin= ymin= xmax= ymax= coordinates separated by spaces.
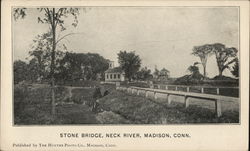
xmin=98 ymin=90 xmax=239 ymax=124
xmin=14 ymin=83 xmax=119 ymax=125
xmin=14 ymin=84 xmax=99 ymax=125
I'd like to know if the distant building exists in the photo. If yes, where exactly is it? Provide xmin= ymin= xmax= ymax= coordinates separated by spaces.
xmin=104 ymin=61 xmax=125 ymax=82
xmin=159 ymin=68 xmax=170 ymax=79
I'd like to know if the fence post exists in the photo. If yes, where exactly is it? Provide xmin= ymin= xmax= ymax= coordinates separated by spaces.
xmin=68 ymin=88 xmax=72 ymax=102
xmin=154 ymin=92 xmax=157 ymax=100
xmin=215 ymin=99 xmax=222 ymax=117
xmin=175 ymin=86 xmax=178 ymax=91
xmin=137 ymin=89 xmax=140 ymax=96
xmin=184 ymin=96 xmax=189 ymax=108
xmin=201 ymin=87 xmax=204 ymax=93
xmin=166 ymin=86 xmax=168 ymax=90
xmin=216 ymin=88 xmax=220 ymax=95
xmin=167 ymin=94 xmax=171 ymax=105
xmin=158 ymin=85 xmax=161 ymax=89
xmin=145 ymin=91 xmax=148 ymax=98
xmin=116 ymin=82 xmax=120 ymax=87
xmin=187 ymin=87 xmax=189 ymax=92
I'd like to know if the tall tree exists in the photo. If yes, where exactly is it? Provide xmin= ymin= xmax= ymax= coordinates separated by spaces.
xmin=29 ymin=32 xmax=67 ymax=81
xmin=117 ymin=51 xmax=141 ymax=81
xmin=192 ymin=44 xmax=212 ymax=78
xmin=13 ymin=7 xmax=81 ymax=115
xmin=210 ymin=43 xmax=238 ymax=77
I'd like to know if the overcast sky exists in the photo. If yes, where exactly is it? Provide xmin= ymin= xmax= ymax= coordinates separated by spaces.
xmin=13 ymin=7 xmax=239 ymax=78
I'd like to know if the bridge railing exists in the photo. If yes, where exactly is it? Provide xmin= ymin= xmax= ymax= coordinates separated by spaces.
xmin=151 ymin=84 xmax=239 ymax=97
xmin=116 ymin=86 xmax=239 ymax=117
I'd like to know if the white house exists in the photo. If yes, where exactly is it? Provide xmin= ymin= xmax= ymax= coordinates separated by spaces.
xmin=104 ymin=61 xmax=125 ymax=82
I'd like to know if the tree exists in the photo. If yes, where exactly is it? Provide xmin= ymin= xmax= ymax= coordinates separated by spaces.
xmin=153 ymin=65 xmax=159 ymax=79
xmin=209 ymin=43 xmax=238 ymax=77
xmin=14 ymin=7 xmax=81 ymax=115
xmin=14 ymin=60 xmax=29 ymax=84
xmin=231 ymin=57 xmax=239 ymax=78
xmin=29 ymin=32 xmax=53 ymax=80
xmin=135 ymin=67 xmax=152 ymax=81
xmin=117 ymin=51 xmax=141 ymax=81
xmin=57 ymin=52 xmax=109 ymax=82
xmin=187 ymin=62 xmax=203 ymax=82
xmin=14 ymin=59 xmax=43 ymax=84
xmin=159 ymin=68 xmax=170 ymax=80
xmin=27 ymin=58 xmax=41 ymax=82
xmin=174 ymin=62 xmax=203 ymax=85
xmin=192 ymin=44 xmax=212 ymax=78
xmin=29 ymin=32 xmax=67 ymax=81
xmin=187 ymin=62 xmax=200 ymax=75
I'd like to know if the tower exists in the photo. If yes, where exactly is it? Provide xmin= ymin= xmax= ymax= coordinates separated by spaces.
xmin=108 ymin=61 xmax=114 ymax=69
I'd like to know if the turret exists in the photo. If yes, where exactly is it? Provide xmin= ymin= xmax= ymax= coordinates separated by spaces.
xmin=108 ymin=61 xmax=114 ymax=69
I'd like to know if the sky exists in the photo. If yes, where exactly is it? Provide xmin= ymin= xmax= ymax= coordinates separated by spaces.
xmin=13 ymin=7 xmax=239 ymax=78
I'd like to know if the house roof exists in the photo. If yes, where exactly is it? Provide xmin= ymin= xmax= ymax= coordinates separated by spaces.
xmin=105 ymin=67 xmax=124 ymax=73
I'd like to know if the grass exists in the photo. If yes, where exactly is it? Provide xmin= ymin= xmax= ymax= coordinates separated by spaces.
xmin=55 ymin=104 xmax=98 ymax=124
xmin=14 ymin=83 xmax=116 ymax=125
xmin=98 ymin=90 xmax=239 ymax=124
xmin=14 ymin=83 xmax=239 ymax=125
xmin=14 ymin=84 xmax=98 ymax=125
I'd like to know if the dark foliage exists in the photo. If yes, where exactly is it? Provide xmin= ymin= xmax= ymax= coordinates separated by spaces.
xmin=174 ymin=73 xmax=204 ymax=85
xmin=134 ymin=67 xmax=152 ymax=81
xmin=118 ymin=51 xmax=141 ymax=81
xmin=230 ymin=58 xmax=239 ymax=78
xmin=56 ymin=52 xmax=109 ymax=82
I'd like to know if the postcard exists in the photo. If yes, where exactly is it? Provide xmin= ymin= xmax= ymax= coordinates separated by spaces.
xmin=1 ymin=0 xmax=249 ymax=150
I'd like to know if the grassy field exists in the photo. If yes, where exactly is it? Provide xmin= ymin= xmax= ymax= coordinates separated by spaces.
xmin=14 ymin=83 xmax=239 ymax=125
xmin=14 ymin=84 xmax=98 ymax=125
xmin=98 ymin=90 xmax=239 ymax=124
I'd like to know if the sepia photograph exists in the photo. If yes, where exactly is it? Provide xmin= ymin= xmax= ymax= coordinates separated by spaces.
xmin=2 ymin=1 xmax=249 ymax=150
xmin=13 ymin=6 xmax=240 ymax=125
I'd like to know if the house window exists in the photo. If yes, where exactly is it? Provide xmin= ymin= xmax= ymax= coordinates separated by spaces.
xmin=114 ymin=74 xmax=116 ymax=79
xmin=118 ymin=74 xmax=120 ymax=79
xmin=106 ymin=74 xmax=109 ymax=79
xmin=110 ymin=74 xmax=112 ymax=79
